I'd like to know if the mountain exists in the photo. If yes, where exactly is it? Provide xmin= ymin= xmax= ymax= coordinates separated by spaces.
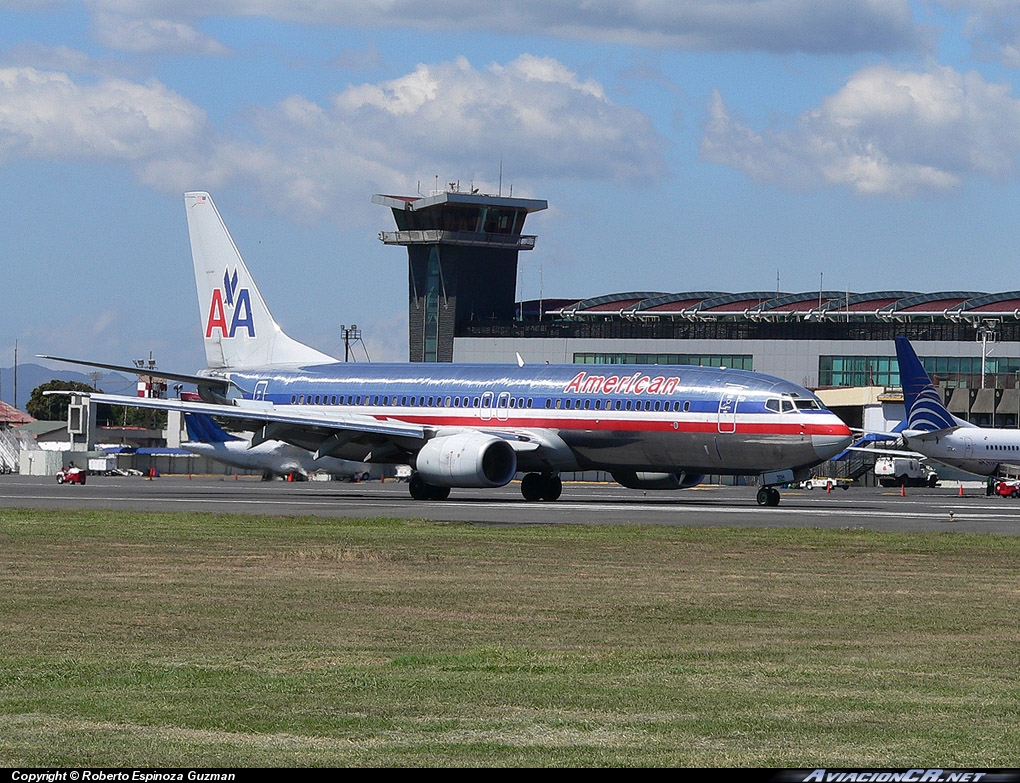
xmin=0 ymin=363 xmax=136 ymax=409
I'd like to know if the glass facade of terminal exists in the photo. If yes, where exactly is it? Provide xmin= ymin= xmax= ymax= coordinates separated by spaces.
xmin=573 ymin=353 xmax=753 ymax=369
xmin=818 ymin=355 xmax=1020 ymax=388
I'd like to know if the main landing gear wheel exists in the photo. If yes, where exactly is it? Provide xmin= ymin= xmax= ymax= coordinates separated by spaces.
xmin=756 ymin=486 xmax=781 ymax=506
xmin=408 ymin=473 xmax=451 ymax=501
xmin=521 ymin=473 xmax=562 ymax=501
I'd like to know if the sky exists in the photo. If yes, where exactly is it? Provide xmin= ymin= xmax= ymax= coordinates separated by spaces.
xmin=4 ymin=1 xmax=1020 ymax=375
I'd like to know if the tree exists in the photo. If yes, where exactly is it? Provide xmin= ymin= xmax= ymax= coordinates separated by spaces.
xmin=26 ymin=380 xmax=167 ymax=429
xmin=26 ymin=380 xmax=96 ymax=422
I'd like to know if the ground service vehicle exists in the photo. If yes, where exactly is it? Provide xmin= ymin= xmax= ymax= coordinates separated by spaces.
xmin=56 ymin=466 xmax=87 ymax=485
xmin=874 ymin=456 xmax=939 ymax=488
xmin=799 ymin=476 xmax=852 ymax=491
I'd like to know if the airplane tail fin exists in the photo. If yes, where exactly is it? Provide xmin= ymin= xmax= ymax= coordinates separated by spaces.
xmin=894 ymin=336 xmax=957 ymax=432
xmin=183 ymin=412 xmax=240 ymax=444
xmin=185 ymin=192 xmax=335 ymax=369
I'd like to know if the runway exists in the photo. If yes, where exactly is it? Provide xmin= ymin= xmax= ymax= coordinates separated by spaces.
xmin=2 ymin=474 xmax=1020 ymax=533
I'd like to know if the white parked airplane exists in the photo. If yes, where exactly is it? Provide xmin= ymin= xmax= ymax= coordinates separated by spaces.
xmin=182 ymin=411 xmax=372 ymax=481
xmin=44 ymin=192 xmax=852 ymax=506
xmin=894 ymin=336 xmax=1020 ymax=477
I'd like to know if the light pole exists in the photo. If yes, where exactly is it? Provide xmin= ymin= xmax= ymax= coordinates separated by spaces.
xmin=339 ymin=324 xmax=361 ymax=362
xmin=976 ymin=320 xmax=998 ymax=389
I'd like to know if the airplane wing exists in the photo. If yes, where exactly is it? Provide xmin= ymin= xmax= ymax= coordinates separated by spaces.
xmin=845 ymin=445 xmax=929 ymax=459
xmin=82 ymin=392 xmax=541 ymax=463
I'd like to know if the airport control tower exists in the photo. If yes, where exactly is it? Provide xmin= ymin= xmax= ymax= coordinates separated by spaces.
xmin=373 ymin=185 xmax=547 ymax=362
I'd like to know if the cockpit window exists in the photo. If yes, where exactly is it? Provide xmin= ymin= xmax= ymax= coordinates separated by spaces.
xmin=794 ymin=399 xmax=821 ymax=410
xmin=782 ymin=399 xmax=795 ymax=413
xmin=765 ymin=399 xmax=781 ymax=413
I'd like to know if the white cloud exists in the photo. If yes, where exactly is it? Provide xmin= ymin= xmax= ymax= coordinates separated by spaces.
xmin=0 ymin=44 xmax=124 ymax=76
xmin=938 ymin=1 xmax=1020 ymax=67
xmin=79 ymin=0 xmax=923 ymax=55
xmin=0 ymin=56 xmax=666 ymax=217
xmin=92 ymin=13 xmax=230 ymax=55
xmin=0 ymin=67 xmax=207 ymax=162
xmin=701 ymin=64 xmax=1020 ymax=197
xmin=224 ymin=54 xmax=668 ymax=216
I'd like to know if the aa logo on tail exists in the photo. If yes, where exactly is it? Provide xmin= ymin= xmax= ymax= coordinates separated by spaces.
xmin=206 ymin=268 xmax=255 ymax=338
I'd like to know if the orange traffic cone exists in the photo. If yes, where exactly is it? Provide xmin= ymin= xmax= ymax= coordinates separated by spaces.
xmin=900 ymin=483 xmax=905 ymax=497
xmin=958 ymin=482 xmax=964 ymax=497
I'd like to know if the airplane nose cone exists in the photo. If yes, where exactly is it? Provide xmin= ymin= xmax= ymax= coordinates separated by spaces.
xmin=811 ymin=427 xmax=854 ymax=461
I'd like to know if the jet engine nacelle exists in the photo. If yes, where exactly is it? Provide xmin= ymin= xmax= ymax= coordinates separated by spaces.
xmin=415 ymin=431 xmax=518 ymax=488
xmin=611 ymin=470 xmax=705 ymax=491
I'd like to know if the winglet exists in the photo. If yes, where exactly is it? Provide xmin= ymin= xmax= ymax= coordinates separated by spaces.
xmin=894 ymin=336 xmax=958 ymax=432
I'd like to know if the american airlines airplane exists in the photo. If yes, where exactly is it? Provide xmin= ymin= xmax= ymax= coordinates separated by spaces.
xmin=894 ymin=336 xmax=1020 ymax=477
xmin=45 ymin=192 xmax=852 ymax=506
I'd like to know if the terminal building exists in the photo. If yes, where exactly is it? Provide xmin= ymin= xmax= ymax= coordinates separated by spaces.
xmin=375 ymin=187 xmax=1020 ymax=430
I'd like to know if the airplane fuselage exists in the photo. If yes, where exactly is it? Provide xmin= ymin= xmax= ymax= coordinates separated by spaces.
xmin=902 ymin=426 xmax=1020 ymax=477
xmin=203 ymin=362 xmax=851 ymax=476
xmin=182 ymin=438 xmax=370 ymax=479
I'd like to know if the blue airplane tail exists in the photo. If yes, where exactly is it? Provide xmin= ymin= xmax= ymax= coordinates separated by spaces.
xmin=894 ymin=336 xmax=957 ymax=432
xmin=184 ymin=412 xmax=241 ymax=444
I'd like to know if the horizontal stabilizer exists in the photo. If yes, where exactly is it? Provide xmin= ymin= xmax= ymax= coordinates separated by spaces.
xmin=38 ymin=355 xmax=231 ymax=393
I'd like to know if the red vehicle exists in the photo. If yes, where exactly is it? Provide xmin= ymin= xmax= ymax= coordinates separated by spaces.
xmin=995 ymin=479 xmax=1020 ymax=498
xmin=56 ymin=466 xmax=87 ymax=485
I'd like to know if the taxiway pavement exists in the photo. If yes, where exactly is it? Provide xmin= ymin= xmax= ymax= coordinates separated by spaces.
xmin=1 ymin=474 xmax=1019 ymax=533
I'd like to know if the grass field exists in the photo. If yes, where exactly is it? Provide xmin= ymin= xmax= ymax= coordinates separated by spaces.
xmin=1 ymin=507 xmax=1019 ymax=767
